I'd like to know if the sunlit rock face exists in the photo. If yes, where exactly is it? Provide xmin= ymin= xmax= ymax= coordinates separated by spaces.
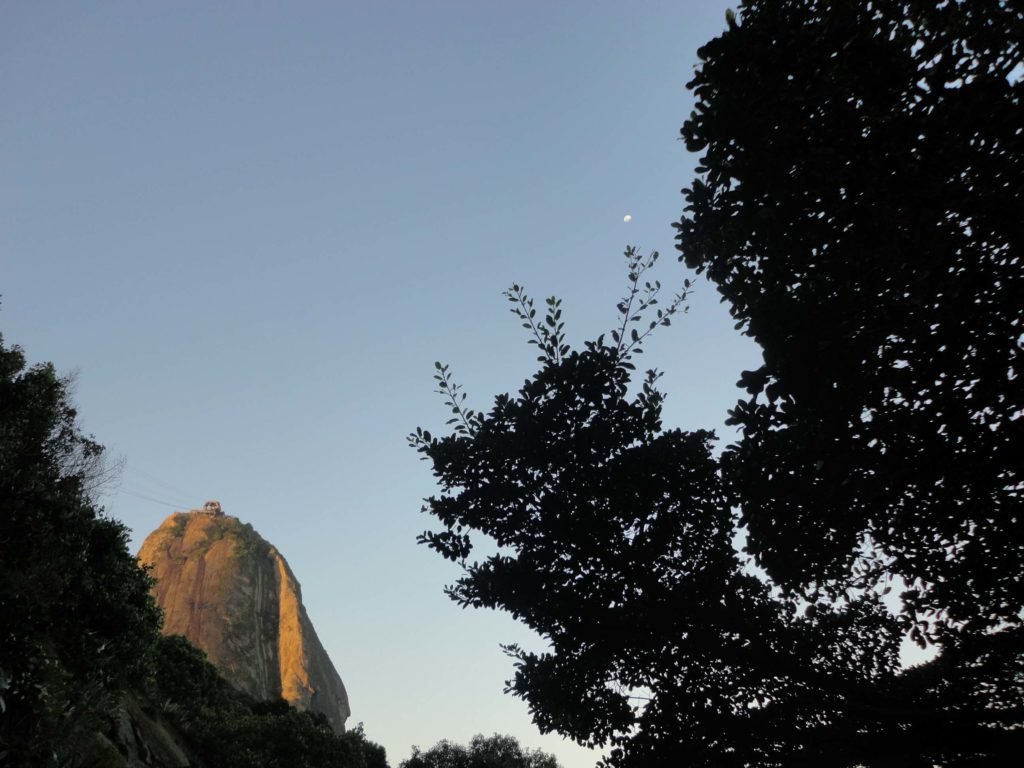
xmin=138 ymin=510 xmax=350 ymax=731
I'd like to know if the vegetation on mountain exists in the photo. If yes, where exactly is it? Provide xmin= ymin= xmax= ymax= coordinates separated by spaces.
xmin=0 ymin=332 xmax=386 ymax=767
xmin=412 ymin=2 xmax=1023 ymax=766
xmin=0 ymin=332 xmax=162 ymax=764
xmin=138 ymin=509 xmax=352 ymax=730
xmin=145 ymin=634 xmax=388 ymax=768
xmin=400 ymin=733 xmax=559 ymax=768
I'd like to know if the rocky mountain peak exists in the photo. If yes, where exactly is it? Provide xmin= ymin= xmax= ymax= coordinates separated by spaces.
xmin=137 ymin=510 xmax=350 ymax=731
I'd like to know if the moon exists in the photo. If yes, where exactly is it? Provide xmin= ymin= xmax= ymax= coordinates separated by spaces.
xmin=623 ymin=214 xmax=632 ymax=223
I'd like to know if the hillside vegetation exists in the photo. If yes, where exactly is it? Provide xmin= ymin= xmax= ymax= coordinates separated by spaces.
xmin=0 ymin=333 xmax=386 ymax=768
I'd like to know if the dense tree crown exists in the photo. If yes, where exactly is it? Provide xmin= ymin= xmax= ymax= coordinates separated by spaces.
xmin=0 ymin=333 xmax=163 ymax=762
xmin=414 ymin=2 xmax=1022 ymax=767
xmin=400 ymin=734 xmax=559 ymax=768
xmin=676 ymin=0 xmax=1023 ymax=638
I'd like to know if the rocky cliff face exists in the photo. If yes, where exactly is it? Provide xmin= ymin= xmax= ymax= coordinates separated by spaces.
xmin=137 ymin=510 xmax=350 ymax=731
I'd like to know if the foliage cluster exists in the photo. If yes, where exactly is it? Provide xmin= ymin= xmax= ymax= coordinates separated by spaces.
xmin=677 ymin=0 xmax=1023 ymax=638
xmin=400 ymin=733 xmax=559 ymax=768
xmin=224 ymin=517 xmax=265 ymax=559
xmin=0 ymin=333 xmax=163 ymax=765
xmin=169 ymin=513 xmax=189 ymax=538
xmin=414 ymin=257 xmax=908 ymax=767
xmin=148 ymin=633 xmax=390 ymax=768
xmin=0 ymin=332 xmax=388 ymax=768
xmin=412 ymin=2 xmax=1022 ymax=766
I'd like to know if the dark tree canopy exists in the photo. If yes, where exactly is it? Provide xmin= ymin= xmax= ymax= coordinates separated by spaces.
xmin=413 ymin=254 xmax=920 ymax=767
xmin=414 ymin=2 xmax=1023 ymax=766
xmin=145 ymin=633 xmax=392 ymax=768
xmin=400 ymin=733 xmax=559 ymax=768
xmin=676 ymin=0 xmax=1023 ymax=635
xmin=0 ymin=333 xmax=163 ymax=762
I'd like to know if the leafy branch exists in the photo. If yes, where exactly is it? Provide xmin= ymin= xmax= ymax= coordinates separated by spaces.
xmin=610 ymin=246 xmax=691 ymax=361
xmin=432 ymin=361 xmax=482 ymax=437
xmin=412 ymin=247 xmax=690 ymax=452
xmin=503 ymin=285 xmax=569 ymax=364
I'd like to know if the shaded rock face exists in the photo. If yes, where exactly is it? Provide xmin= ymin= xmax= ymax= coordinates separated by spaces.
xmin=98 ymin=694 xmax=191 ymax=768
xmin=138 ymin=512 xmax=350 ymax=731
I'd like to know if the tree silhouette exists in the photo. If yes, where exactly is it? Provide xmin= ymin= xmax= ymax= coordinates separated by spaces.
xmin=0 ymin=334 xmax=163 ymax=763
xmin=677 ymin=0 xmax=1023 ymax=641
xmin=401 ymin=733 xmax=559 ymax=768
xmin=413 ymin=2 xmax=1023 ymax=765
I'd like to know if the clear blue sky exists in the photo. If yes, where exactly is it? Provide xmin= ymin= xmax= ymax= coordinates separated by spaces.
xmin=2 ymin=3 xmax=761 ymax=766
